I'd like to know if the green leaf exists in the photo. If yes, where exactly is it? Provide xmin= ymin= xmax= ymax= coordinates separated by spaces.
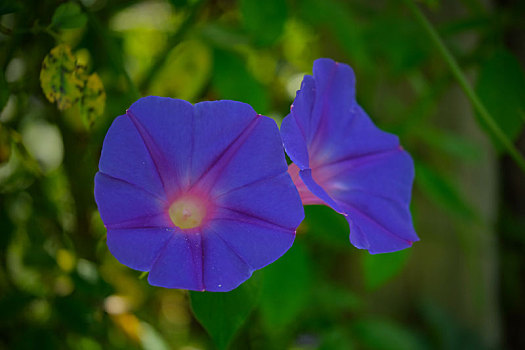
xmin=0 ymin=292 xmax=34 ymax=325
xmin=299 ymin=0 xmax=367 ymax=67
xmin=414 ymin=127 xmax=481 ymax=161
xmin=51 ymin=2 xmax=87 ymax=29
xmin=55 ymin=296 xmax=92 ymax=333
xmin=419 ymin=0 xmax=440 ymax=9
xmin=362 ymin=249 xmax=410 ymax=290
xmin=190 ymin=278 xmax=260 ymax=350
xmin=259 ymin=242 xmax=312 ymax=330
xmin=150 ymin=40 xmax=211 ymax=102
xmin=40 ymin=44 xmax=84 ymax=110
xmin=319 ymin=329 xmax=356 ymax=350
xmin=0 ymin=70 xmax=8 ymax=112
xmin=475 ymin=50 xmax=525 ymax=151
xmin=302 ymin=205 xmax=349 ymax=247
xmin=239 ymin=0 xmax=288 ymax=46
xmin=168 ymin=0 xmax=189 ymax=8
xmin=415 ymin=162 xmax=478 ymax=222
xmin=0 ymin=0 xmax=22 ymax=15
xmin=365 ymin=16 xmax=430 ymax=73
xmin=200 ymin=24 xmax=250 ymax=49
xmin=314 ymin=284 xmax=362 ymax=314
xmin=352 ymin=318 xmax=427 ymax=350
xmin=281 ymin=19 xmax=320 ymax=71
xmin=212 ymin=49 xmax=269 ymax=113
xmin=79 ymin=73 xmax=106 ymax=128
xmin=419 ymin=300 xmax=485 ymax=349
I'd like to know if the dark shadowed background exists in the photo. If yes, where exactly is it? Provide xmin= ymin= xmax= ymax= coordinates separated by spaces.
xmin=1 ymin=0 xmax=524 ymax=349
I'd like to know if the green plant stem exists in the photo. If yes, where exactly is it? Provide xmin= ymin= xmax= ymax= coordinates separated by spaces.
xmin=44 ymin=26 xmax=60 ymax=41
xmin=404 ymin=0 xmax=525 ymax=173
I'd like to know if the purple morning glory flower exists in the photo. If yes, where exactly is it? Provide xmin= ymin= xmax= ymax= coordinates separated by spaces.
xmin=94 ymin=96 xmax=304 ymax=291
xmin=281 ymin=58 xmax=419 ymax=254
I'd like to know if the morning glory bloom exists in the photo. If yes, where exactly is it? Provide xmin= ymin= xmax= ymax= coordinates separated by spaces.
xmin=95 ymin=96 xmax=304 ymax=291
xmin=281 ymin=58 xmax=419 ymax=253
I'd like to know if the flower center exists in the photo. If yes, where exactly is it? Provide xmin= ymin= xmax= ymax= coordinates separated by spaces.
xmin=169 ymin=195 xmax=207 ymax=229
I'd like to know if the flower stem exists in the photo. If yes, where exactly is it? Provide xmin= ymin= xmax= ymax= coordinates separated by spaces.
xmin=404 ymin=0 xmax=525 ymax=173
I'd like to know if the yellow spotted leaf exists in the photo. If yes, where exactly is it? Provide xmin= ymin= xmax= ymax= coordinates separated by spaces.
xmin=40 ymin=44 xmax=84 ymax=110
xmin=79 ymin=73 xmax=106 ymax=128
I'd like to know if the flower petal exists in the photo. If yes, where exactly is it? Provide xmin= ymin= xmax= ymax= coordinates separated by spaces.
xmin=310 ymin=103 xmax=400 ymax=167
xmin=215 ymin=172 xmax=305 ymax=230
xmin=280 ymin=76 xmax=315 ymax=169
xmin=126 ymin=96 xmax=195 ymax=194
xmin=281 ymin=58 xmax=418 ymax=253
xmin=148 ymin=232 xmax=204 ymax=291
xmin=200 ymin=229 xmax=252 ymax=292
xmin=107 ymin=228 xmax=174 ymax=271
xmin=98 ymin=115 xmax=165 ymax=199
xmin=191 ymin=101 xmax=257 ymax=187
xmin=94 ymin=172 xmax=170 ymax=228
xmin=209 ymin=116 xmax=289 ymax=196
xmin=343 ymin=192 xmax=417 ymax=253
xmin=298 ymin=168 xmax=345 ymax=214
xmin=308 ymin=59 xmax=355 ymax=149
xmin=207 ymin=218 xmax=295 ymax=271
xmin=97 ymin=97 xmax=305 ymax=291
xmin=286 ymin=163 xmax=325 ymax=206
xmin=325 ymin=149 xmax=418 ymax=253
xmin=317 ymin=148 xmax=415 ymax=205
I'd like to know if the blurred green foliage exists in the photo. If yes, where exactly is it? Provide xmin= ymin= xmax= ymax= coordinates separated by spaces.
xmin=191 ymin=277 xmax=260 ymax=350
xmin=475 ymin=49 xmax=525 ymax=151
xmin=1 ymin=0 xmax=525 ymax=349
xmin=51 ymin=2 xmax=87 ymax=30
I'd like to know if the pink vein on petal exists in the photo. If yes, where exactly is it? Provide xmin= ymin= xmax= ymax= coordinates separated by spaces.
xmin=212 ymin=170 xmax=288 ymax=200
xmin=126 ymin=109 xmax=177 ymax=194
xmin=207 ymin=227 xmax=255 ymax=271
xmin=98 ymin=172 xmax=168 ymax=203
xmin=186 ymin=233 xmax=205 ymax=291
xmin=215 ymin=206 xmax=296 ymax=233
xmin=308 ymin=63 xmax=338 ymax=146
xmin=148 ymin=232 xmax=174 ymax=276
xmin=346 ymin=205 xmax=413 ymax=244
xmin=104 ymin=212 xmax=170 ymax=230
xmin=191 ymin=116 xmax=261 ymax=191
xmin=315 ymin=147 xmax=402 ymax=173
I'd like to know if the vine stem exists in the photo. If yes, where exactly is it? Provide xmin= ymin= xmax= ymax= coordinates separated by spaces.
xmin=403 ymin=0 xmax=525 ymax=173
